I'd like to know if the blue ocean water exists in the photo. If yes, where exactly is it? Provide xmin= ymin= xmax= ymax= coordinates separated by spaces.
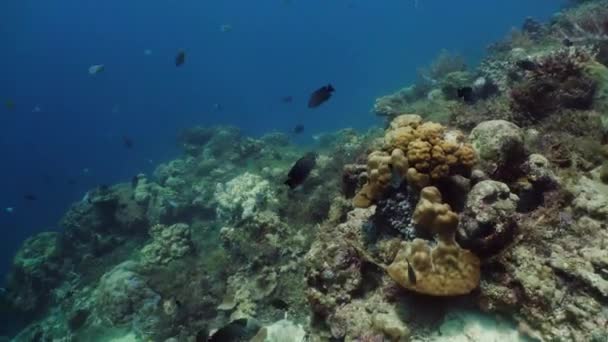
xmin=0 ymin=0 xmax=564 ymax=278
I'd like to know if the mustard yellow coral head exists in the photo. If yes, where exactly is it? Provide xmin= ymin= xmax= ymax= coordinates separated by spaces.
xmin=389 ymin=114 xmax=423 ymax=130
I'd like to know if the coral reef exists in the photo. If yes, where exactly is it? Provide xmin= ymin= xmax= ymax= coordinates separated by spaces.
xmin=386 ymin=187 xmax=481 ymax=296
xmin=354 ymin=114 xmax=476 ymax=207
xmin=4 ymin=2 xmax=608 ymax=341
xmin=457 ymin=180 xmax=520 ymax=256
xmin=140 ymin=223 xmax=192 ymax=266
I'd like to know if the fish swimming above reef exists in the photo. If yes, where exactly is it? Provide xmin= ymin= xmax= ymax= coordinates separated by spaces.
xmin=515 ymin=59 xmax=538 ymax=71
xmin=284 ymin=152 xmax=317 ymax=189
xmin=292 ymin=124 xmax=304 ymax=134
xmin=281 ymin=95 xmax=293 ymax=103
xmin=175 ymin=49 xmax=186 ymax=67
xmin=88 ymin=64 xmax=105 ymax=75
xmin=220 ymin=24 xmax=233 ymax=33
xmin=457 ymin=86 xmax=474 ymax=104
xmin=208 ymin=318 xmax=261 ymax=342
xmin=308 ymin=84 xmax=335 ymax=108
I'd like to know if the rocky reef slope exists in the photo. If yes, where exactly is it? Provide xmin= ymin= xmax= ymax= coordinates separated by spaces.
xmin=2 ymin=1 xmax=608 ymax=341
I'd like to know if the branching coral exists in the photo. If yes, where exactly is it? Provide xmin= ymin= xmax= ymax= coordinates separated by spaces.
xmin=385 ymin=187 xmax=481 ymax=296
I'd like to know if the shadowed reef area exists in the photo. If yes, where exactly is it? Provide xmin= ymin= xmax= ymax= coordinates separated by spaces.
xmin=2 ymin=1 xmax=608 ymax=341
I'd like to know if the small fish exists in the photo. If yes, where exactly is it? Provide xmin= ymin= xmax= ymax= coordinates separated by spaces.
xmin=99 ymin=184 xmax=110 ymax=192
xmin=515 ymin=59 xmax=538 ymax=71
xmin=24 ymin=194 xmax=37 ymax=201
xmin=457 ymin=86 xmax=474 ymax=104
xmin=269 ymin=298 xmax=289 ymax=311
xmin=562 ymin=38 xmax=573 ymax=47
xmin=406 ymin=259 xmax=416 ymax=285
xmin=208 ymin=318 xmax=260 ymax=342
xmin=32 ymin=105 xmax=42 ymax=113
xmin=281 ymin=95 xmax=294 ymax=103
xmin=67 ymin=178 xmax=78 ymax=185
xmin=123 ymin=136 xmax=134 ymax=148
xmin=5 ymin=99 xmax=15 ymax=111
xmin=220 ymin=24 xmax=233 ymax=33
xmin=144 ymin=49 xmax=152 ymax=56
xmin=4 ymin=207 xmax=14 ymax=214
xmin=88 ymin=64 xmax=105 ymax=75
xmin=308 ymin=84 xmax=335 ymax=108
xmin=388 ymin=164 xmax=402 ymax=189
xmin=285 ymin=152 xmax=317 ymax=189
xmin=83 ymin=168 xmax=90 ymax=174
xmin=175 ymin=49 xmax=186 ymax=67
xmin=292 ymin=124 xmax=304 ymax=134
xmin=213 ymin=103 xmax=223 ymax=111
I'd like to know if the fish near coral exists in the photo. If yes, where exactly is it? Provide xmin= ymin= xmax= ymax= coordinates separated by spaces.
xmin=284 ymin=152 xmax=317 ymax=189
xmin=308 ymin=84 xmax=335 ymax=108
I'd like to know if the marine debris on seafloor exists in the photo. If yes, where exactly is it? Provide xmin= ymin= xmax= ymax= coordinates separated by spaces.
xmin=3 ymin=1 xmax=608 ymax=342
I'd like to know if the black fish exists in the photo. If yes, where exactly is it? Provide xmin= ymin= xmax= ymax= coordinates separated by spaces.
xmin=406 ymin=259 xmax=416 ymax=285
xmin=562 ymin=38 xmax=573 ymax=47
xmin=284 ymin=152 xmax=317 ymax=189
xmin=292 ymin=124 xmax=304 ymax=134
xmin=515 ymin=59 xmax=538 ymax=71
xmin=67 ymin=178 xmax=78 ymax=185
xmin=281 ymin=95 xmax=293 ymax=103
xmin=208 ymin=318 xmax=260 ymax=342
xmin=269 ymin=298 xmax=289 ymax=310
xmin=123 ymin=136 xmax=134 ymax=148
xmin=457 ymin=86 xmax=474 ymax=104
xmin=175 ymin=49 xmax=186 ymax=67
xmin=308 ymin=84 xmax=334 ymax=108
xmin=24 ymin=194 xmax=37 ymax=201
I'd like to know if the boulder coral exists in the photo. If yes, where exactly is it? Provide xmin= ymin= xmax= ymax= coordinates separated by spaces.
xmin=354 ymin=115 xmax=476 ymax=208
xmin=386 ymin=187 xmax=481 ymax=296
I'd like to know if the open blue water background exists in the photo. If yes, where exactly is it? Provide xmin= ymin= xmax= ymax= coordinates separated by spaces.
xmin=0 ymin=0 xmax=565 ymax=277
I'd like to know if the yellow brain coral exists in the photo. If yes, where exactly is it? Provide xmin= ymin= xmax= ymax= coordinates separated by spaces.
xmin=355 ymin=115 xmax=477 ymax=207
xmin=386 ymin=186 xmax=480 ymax=296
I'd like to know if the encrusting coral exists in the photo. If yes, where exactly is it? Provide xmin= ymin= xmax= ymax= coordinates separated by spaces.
xmin=354 ymin=114 xmax=476 ymax=208
xmin=385 ymin=186 xmax=481 ymax=296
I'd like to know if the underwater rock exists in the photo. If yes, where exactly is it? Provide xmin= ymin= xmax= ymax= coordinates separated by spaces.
xmin=140 ymin=223 xmax=192 ymax=266
xmin=305 ymin=208 xmax=374 ymax=315
xmin=469 ymin=120 xmax=526 ymax=176
xmin=572 ymin=176 xmax=608 ymax=220
xmin=214 ymin=172 xmax=279 ymax=222
xmin=5 ymin=232 xmax=65 ymax=314
xmin=94 ymin=261 xmax=161 ymax=327
xmin=250 ymin=319 xmax=306 ymax=342
xmin=457 ymin=180 xmax=519 ymax=256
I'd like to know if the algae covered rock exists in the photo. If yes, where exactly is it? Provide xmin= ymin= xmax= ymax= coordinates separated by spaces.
xmin=469 ymin=120 xmax=525 ymax=173
xmin=457 ymin=180 xmax=519 ymax=256
xmin=140 ymin=223 xmax=192 ymax=266
xmin=251 ymin=319 xmax=306 ymax=342
xmin=5 ymin=232 xmax=65 ymax=313
xmin=94 ymin=261 xmax=161 ymax=326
